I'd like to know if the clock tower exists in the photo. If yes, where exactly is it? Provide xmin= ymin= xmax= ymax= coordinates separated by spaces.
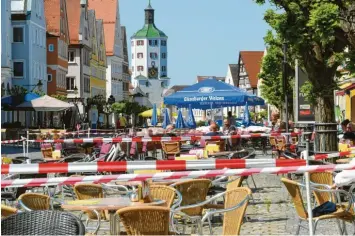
xmin=131 ymin=1 xmax=169 ymax=108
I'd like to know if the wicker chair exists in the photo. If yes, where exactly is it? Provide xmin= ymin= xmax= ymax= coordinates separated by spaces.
xmin=149 ymin=185 xmax=182 ymax=208
xmin=18 ymin=193 xmax=51 ymax=211
xmin=281 ymin=178 xmax=353 ymax=235
xmin=198 ymin=187 xmax=251 ymax=235
xmin=170 ymin=179 xmax=211 ymax=234
xmin=1 ymin=210 xmax=85 ymax=235
xmin=73 ymin=183 xmax=107 ymax=220
xmin=117 ymin=206 xmax=173 ymax=235
xmin=309 ymin=172 xmax=335 ymax=205
xmin=1 ymin=205 xmax=18 ymax=218
xmin=162 ymin=142 xmax=180 ymax=159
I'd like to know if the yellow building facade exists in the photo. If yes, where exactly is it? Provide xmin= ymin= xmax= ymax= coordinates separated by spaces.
xmin=88 ymin=11 xmax=106 ymax=98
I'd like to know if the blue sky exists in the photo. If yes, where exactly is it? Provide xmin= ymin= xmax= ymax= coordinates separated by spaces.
xmin=120 ymin=0 xmax=271 ymax=86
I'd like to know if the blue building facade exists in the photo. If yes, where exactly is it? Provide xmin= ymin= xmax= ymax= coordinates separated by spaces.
xmin=11 ymin=0 xmax=47 ymax=93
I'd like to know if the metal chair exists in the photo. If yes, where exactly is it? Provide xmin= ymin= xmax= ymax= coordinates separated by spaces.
xmin=1 ymin=210 xmax=85 ymax=235
xmin=117 ymin=206 xmax=174 ymax=235
xmin=281 ymin=178 xmax=353 ymax=235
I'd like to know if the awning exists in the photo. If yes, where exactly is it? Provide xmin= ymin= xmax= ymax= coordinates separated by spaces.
xmin=336 ymin=83 xmax=355 ymax=96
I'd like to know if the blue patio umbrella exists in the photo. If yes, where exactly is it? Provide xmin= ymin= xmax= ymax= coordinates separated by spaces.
xmin=186 ymin=105 xmax=196 ymax=129
xmin=1 ymin=93 xmax=40 ymax=110
xmin=151 ymin=104 xmax=158 ymax=126
xmin=162 ymin=108 xmax=171 ymax=129
xmin=175 ymin=109 xmax=187 ymax=129
xmin=242 ymin=102 xmax=251 ymax=127
xmin=164 ymin=78 xmax=264 ymax=109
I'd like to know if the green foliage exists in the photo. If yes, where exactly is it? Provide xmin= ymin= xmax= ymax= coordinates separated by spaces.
xmin=32 ymin=90 xmax=45 ymax=96
xmin=255 ymin=0 xmax=355 ymax=122
xmin=258 ymin=32 xmax=294 ymax=114
xmin=111 ymin=100 xmax=149 ymax=115
xmin=50 ymin=94 xmax=67 ymax=101
xmin=197 ymin=120 xmax=206 ymax=127
xmin=7 ymin=85 xmax=27 ymax=96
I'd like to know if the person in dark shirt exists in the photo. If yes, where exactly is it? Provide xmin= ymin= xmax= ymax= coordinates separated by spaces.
xmin=341 ymin=119 xmax=355 ymax=139
xmin=163 ymin=124 xmax=176 ymax=137
xmin=206 ymin=123 xmax=223 ymax=136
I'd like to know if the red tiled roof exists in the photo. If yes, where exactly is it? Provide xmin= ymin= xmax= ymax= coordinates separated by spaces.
xmin=44 ymin=0 xmax=60 ymax=36
xmin=88 ymin=0 xmax=117 ymax=56
xmin=197 ymin=76 xmax=225 ymax=83
xmin=240 ymin=51 xmax=264 ymax=88
xmin=66 ymin=0 xmax=81 ymax=44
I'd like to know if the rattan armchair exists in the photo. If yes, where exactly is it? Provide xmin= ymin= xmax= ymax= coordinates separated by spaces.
xmin=309 ymin=172 xmax=335 ymax=205
xmin=1 ymin=205 xmax=18 ymax=218
xmin=18 ymin=193 xmax=51 ymax=211
xmin=150 ymin=185 xmax=182 ymax=208
xmin=1 ymin=210 xmax=85 ymax=235
xmin=117 ymin=206 xmax=173 ymax=235
xmin=162 ymin=142 xmax=180 ymax=159
xmin=281 ymin=178 xmax=354 ymax=235
xmin=199 ymin=187 xmax=251 ymax=235
xmin=170 ymin=179 xmax=211 ymax=234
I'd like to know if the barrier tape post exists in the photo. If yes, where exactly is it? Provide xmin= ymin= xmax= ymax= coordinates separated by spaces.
xmin=305 ymin=139 xmax=314 ymax=236
xmin=88 ymin=128 xmax=90 ymax=138
xmin=26 ymin=130 xmax=29 ymax=157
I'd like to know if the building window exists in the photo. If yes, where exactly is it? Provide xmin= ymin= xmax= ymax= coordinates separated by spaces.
xmin=48 ymin=44 xmax=54 ymax=52
xmin=68 ymin=51 xmax=75 ymax=62
xmin=150 ymin=53 xmax=158 ymax=59
xmin=84 ymin=76 xmax=90 ymax=93
xmin=149 ymin=40 xmax=158 ymax=46
xmin=84 ymin=27 xmax=88 ymax=40
xmin=161 ymin=66 xmax=166 ymax=72
xmin=137 ymin=53 xmax=143 ymax=59
xmin=66 ymin=77 xmax=75 ymax=90
xmin=137 ymin=66 xmax=144 ymax=71
xmin=132 ymin=66 xmax=134 ymax=72
xmin=162 ymin=53 xmax=166 ymax=59
xmin=13 ymin=27 xmax=24 ymax=43
xmin=132 ymin=53 xmax=134 ymax=59
xmin=48 ymin=74 xmax=52 ymax=82
xmin=13 ymin=61 xmax=24 ymax=78
xmin=161 ymin=40 xmax=167 ymax=46
xmin=131 ymin=41 xmax=134 ymax=46
xmin=137 ymin=40 xmax=144 ymax=46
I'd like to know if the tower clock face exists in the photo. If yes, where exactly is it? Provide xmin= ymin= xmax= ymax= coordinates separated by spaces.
xmin=148 ymin=67 xmax=158 ymax=78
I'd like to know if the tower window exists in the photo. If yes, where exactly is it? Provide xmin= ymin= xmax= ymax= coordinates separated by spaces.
xmin=145 ymin=81 xmax=149 ymax=87
xmin=150 ymin=53 xmax=158 ymax=59
xmin=149 ymin=40 xmax=158 ymax=46
xmin=137 ymin=40 xmax=144 ymax=46
xmin=161 ymin=53 xmax=166 ymax=59
xmin=137 ymin=53 xmax=143 ymax=59
xmin=161 ymin=40 xmax=167 ymax=46
xmin=137 ymin=66 xmax=144 ymax=71
xmin=132 ymin=66 xmax=134 ymax=72
xmin=13 ymin=27 xmax=24 ymax=43
xmin=161 ymin=66 xmax=166 ymax=72
xmin=132 ymin=53 xmax=134 ymax=59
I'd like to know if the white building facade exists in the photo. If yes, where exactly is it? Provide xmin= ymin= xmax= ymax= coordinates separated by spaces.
xmin=131 ymin=2 xmax=169 ymax=108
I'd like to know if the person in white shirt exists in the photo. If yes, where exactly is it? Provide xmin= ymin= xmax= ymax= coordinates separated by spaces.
xmin=333 ymin=158 xmax=355 ymax=187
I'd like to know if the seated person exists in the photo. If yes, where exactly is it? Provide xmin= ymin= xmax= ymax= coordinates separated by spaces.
xmin=223 ymin=119 xmax=237 ymax=134
xmin=332 ymin=158 xmax=355 ymax=188
xmin=341 ymin=119 xmax=355 ymax=139
xmin=163 ymin=124 xmax=176 ymax=137
xmin=206 ymin=123 xmax=223 ymax=136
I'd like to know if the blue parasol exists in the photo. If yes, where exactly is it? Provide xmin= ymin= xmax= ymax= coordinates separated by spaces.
xmin=162 ymin=108 xmax=171 ymax=128
xmin=186 ymin=105 xmax=196 ymax=128
xmin=175 ymin=109 xmax=187 ymax=129
xmin=242 ymin=102 xmax=251 ymax=127
xmin=151 ymin=104 xmax=158 ymax=126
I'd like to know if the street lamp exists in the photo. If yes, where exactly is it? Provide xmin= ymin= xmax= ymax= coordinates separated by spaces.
xmin=23 ymin=80 xmax=43 ymax=92
xmin=282 ymin=41 xmax=289 ymax=132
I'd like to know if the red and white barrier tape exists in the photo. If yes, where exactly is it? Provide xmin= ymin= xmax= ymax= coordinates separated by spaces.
xmin=1 ymin=138 xmax=26 ymax=144
xmin=1 ymin=159 xmax=308 ymax=175
xmin=2 ymin=163 xmax=354 ymax=188
xmin=27 ymin=133 xmax=302 ymax=143
xmin=309 ymin=151 xmax=355 ymax=160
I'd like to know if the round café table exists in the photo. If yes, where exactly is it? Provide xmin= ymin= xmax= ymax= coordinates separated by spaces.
xmin=62 ymin=196 xmax=165 ymax=235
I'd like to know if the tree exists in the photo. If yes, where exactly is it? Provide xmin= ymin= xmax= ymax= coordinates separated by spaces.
xmin=259 ymin=31 xmax=295 ymax=119
xmin=256 ymin=0 xmax=355 ymax=151
xmin=50 ymin=94 xmax=67 ymax=101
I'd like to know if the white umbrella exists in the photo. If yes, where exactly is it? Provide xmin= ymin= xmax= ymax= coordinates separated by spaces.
xmin=16 ymin=95 xmax=74 ymax=112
